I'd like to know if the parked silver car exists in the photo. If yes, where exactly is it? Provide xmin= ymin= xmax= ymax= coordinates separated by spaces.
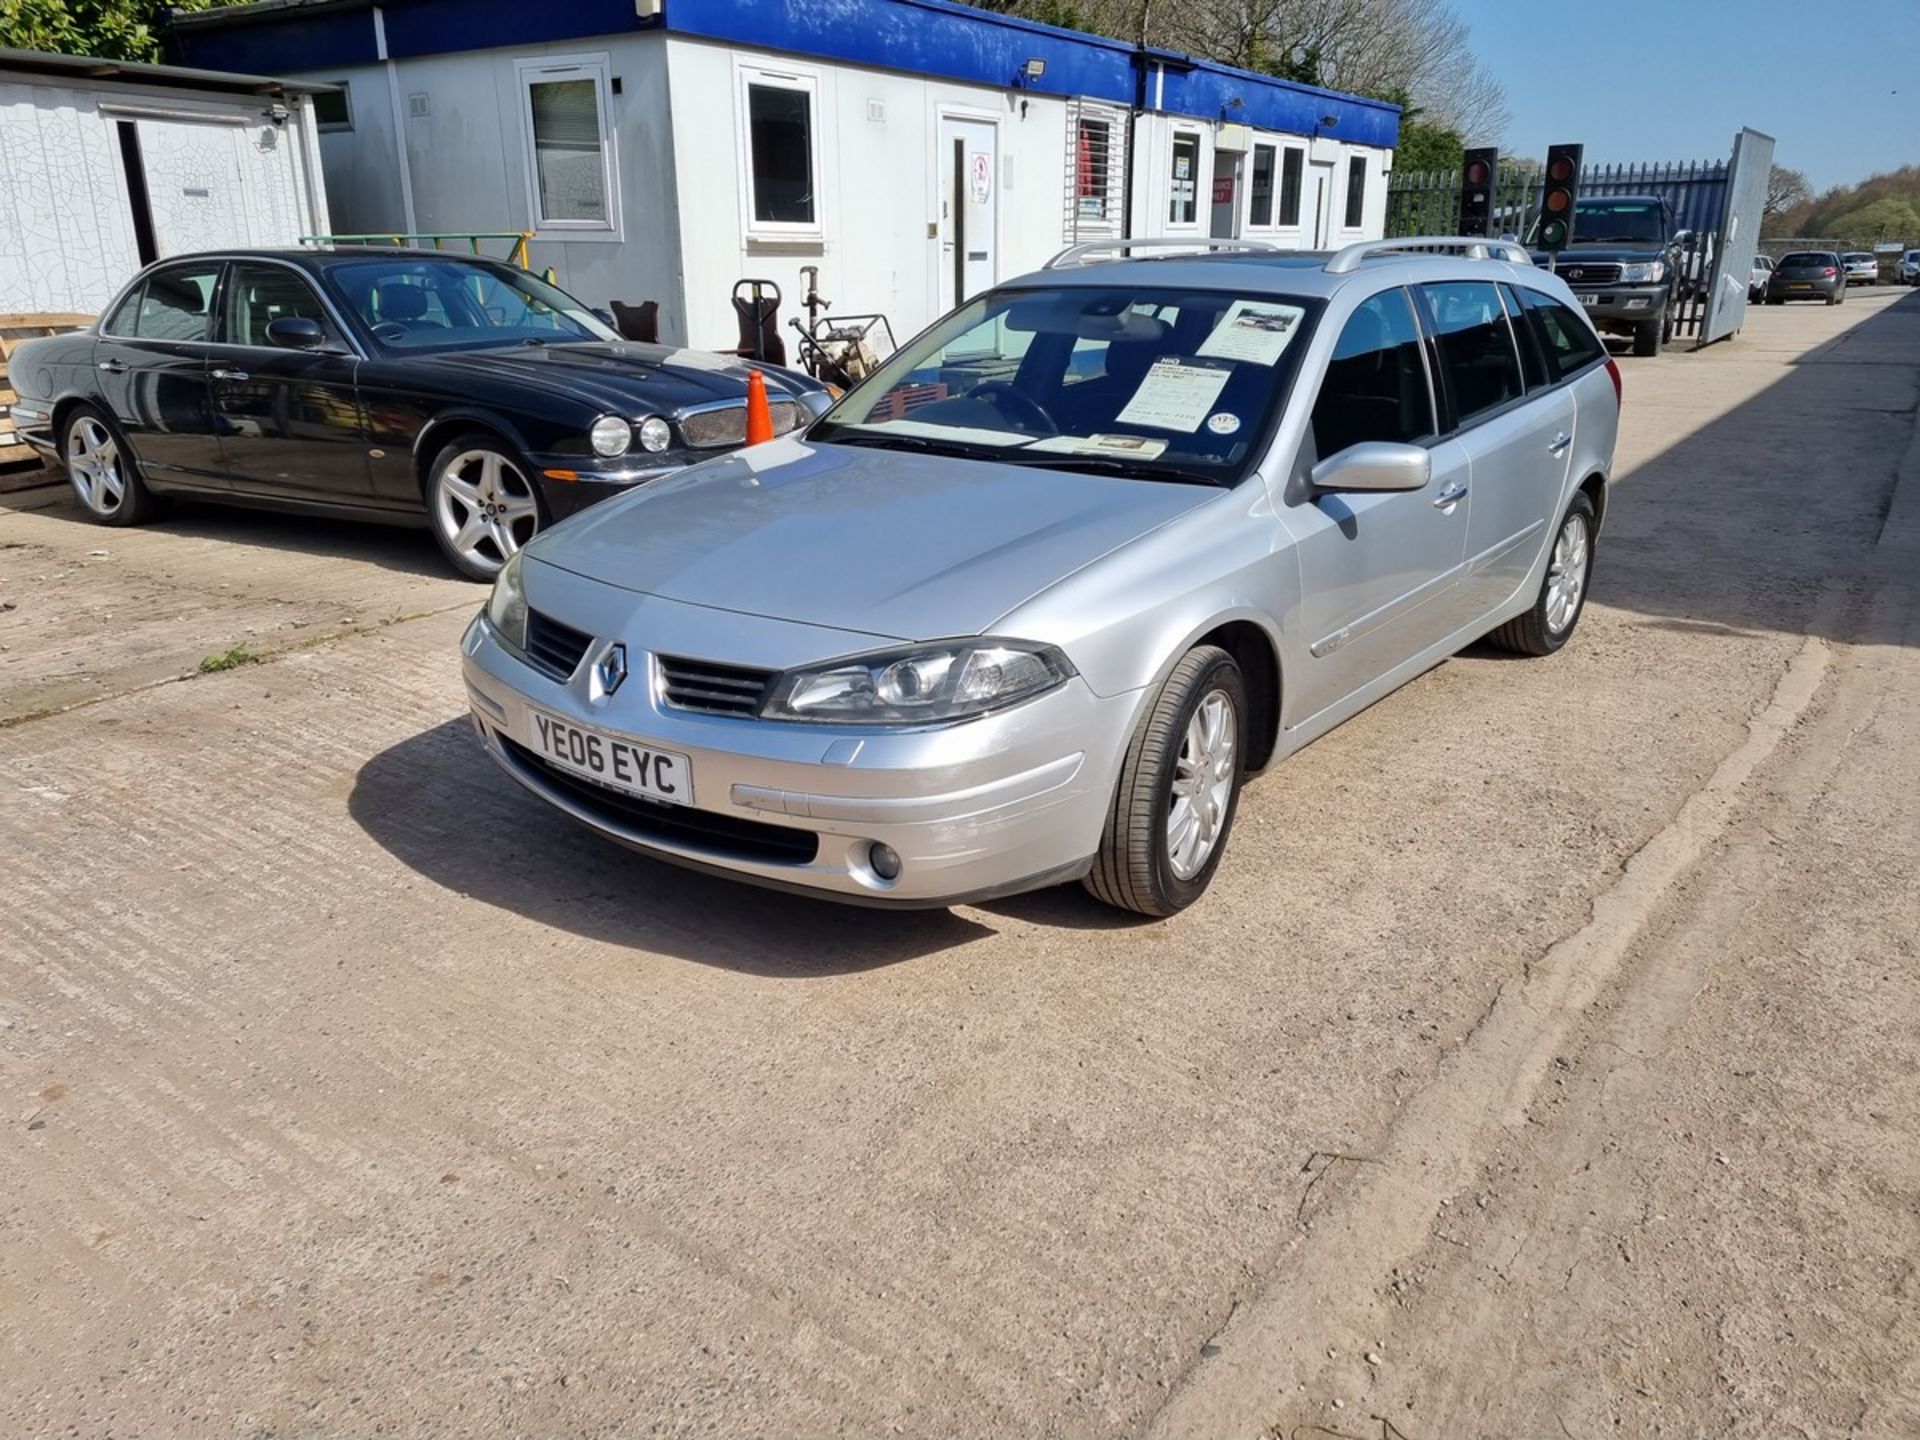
xmin=1842 ymin=252 xmax=1879 ymax=285
xmin=1749 ymin=253 xmax=1774 ymax=299
xmin=1898 ymin=250 xmax=1920 ymax=286
xmin=462 ymin=238 xmax=1621 ymax=915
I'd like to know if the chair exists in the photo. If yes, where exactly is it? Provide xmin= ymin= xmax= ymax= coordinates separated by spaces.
xmin=609 ymin=300 xmax=660 ymax=344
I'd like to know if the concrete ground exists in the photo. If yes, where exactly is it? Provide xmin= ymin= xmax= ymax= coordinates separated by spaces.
xmin=2 ymin=289 xmax=1916 ymax=1439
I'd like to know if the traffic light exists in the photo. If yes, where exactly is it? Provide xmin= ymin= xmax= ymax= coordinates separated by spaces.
xmin=1539 ymin=143 xmax=1583 ymax=251
xmin=1459 ymin=148 xmax=1498 ymax=236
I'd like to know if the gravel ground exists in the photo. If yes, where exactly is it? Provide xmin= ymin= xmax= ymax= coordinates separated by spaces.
xmin=2 ymin=289 xmax=1916 ymax=1438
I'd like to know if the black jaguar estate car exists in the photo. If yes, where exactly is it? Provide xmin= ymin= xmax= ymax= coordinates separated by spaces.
xmin=6 ymin=250 xmax=830 ymax=578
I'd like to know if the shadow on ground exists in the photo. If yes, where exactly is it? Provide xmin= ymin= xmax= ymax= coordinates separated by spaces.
xmin=1595 ymin=289 xmax=1919 ymax=649
xmin=30 ymin=491 xmax=458 ymax=582
xmin=350 ymin=717 xmax=995 ymax=971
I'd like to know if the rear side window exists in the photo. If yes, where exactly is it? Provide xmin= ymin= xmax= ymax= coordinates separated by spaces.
xmin=1416 ymin=281 xmax=1523 ymax=428
xmin=130 ymin=264 xmax=221 ymax=342
xmin=101 ymin=284 xmax=145 ymax=337
xmin=1500 ymin=284 xmax=1549 ymax=390
xmin=1311 ymin=288 xmax=1434 ymax=459
xmin=224 ymin=263 xmax=341 ymax=348
xmin=1515 ymin=287 xmax=1606 ymax=383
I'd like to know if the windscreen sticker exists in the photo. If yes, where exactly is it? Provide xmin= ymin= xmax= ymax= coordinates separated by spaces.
xmin=1195 ymin=300 xmax=1306 ymax=366
xmin=1206 ymin=412 xmax=1240 ymax=436
xmin=1116 ymin=358 xmax=1233 ymax=433
xmin=1027 ymin=433 xmax=1169 ymax=459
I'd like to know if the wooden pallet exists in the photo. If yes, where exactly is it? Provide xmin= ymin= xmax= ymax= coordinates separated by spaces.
xmin=0 ymin=312 xmax=93 ymax=470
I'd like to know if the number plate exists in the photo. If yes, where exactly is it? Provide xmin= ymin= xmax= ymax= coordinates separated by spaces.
xmin=528 ymin=709 xmax=692 ymax=806
xmin=1579 ymin=292 xmax=1601 ymax=306
xmin=1790 ymin=283 xmax=1812 ymax=290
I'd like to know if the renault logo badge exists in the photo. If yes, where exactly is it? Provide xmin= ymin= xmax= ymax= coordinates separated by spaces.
xmin=595 ymin=642 xmax=628 ymax=696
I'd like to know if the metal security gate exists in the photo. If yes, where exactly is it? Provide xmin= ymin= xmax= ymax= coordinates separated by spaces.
xmin=1698 ymin=128 xmax=1774 ymax=344
xmin=1388 ymin=150 xmax=1755 ymax=343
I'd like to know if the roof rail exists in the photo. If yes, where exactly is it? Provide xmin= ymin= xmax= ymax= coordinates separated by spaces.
xmin=1045 ymin=236 xmax=1283 ymax=269
xmin=1323 ymin=236 xmax=1533 ymax=274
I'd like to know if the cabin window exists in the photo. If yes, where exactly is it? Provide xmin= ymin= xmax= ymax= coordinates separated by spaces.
xmin=1279 ymin=147 xmax=1304 ymax=226
xmin=738 ymin=65 xmax=821 ymax=235
xmin=313 ymin=82 xmax=352 ymax=132
xmin=1345 ymin=154 xmax=1367 ymax=229
xmin=1248 ymin=143 xmax=1275 ymax=228
xmin=517 ymin=56 xmax=617 ymax=233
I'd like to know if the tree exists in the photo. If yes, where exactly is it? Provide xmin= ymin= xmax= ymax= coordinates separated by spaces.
xmin=1764 ymin=165 xmax=1811 ymax=220
xmin=0 ymin=0 xmax=244 ymax=62
xmin=1826 ymin=196 xmax=1920 ymax=245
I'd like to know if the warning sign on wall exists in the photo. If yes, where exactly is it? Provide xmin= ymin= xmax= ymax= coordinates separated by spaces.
xmin=970 ymin=151 xmax=992 ymax=203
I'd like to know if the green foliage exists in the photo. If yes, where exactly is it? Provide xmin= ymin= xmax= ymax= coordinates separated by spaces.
xmin=198 ymin=644 xmax=258 ymax=674
xmin=1769 ymin=164 xmax=1920 ymax=242
xmin=0 ymin=0 xmax=245 ymax=62
xmin=1823 ymin=195 xmax=1920 ymax=245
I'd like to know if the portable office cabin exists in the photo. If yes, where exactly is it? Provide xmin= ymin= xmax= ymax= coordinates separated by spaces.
xmin=0 ymin=49 xmax=332 ymax=313
xmin=167 ymin=0 xmax=1398 ymax=349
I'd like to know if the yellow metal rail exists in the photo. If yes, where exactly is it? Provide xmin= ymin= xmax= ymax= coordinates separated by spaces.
xmin=299 ymin=231 xmax=535 ymax=268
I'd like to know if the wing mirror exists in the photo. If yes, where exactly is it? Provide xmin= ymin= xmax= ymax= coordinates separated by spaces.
xmin=1310 ymin=442 xmax=1431 ymax=493
xmin=265 ymin=316 xmax=330 ymax=351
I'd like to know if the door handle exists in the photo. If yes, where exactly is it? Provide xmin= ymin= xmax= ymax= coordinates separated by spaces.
xmin=1432 ymin=481 xmax=1468 ymax=509
xmin=96 ymin=359 xmax=126 ymax=374
xmin=211 ymin=368 xmax=250 ymax=382
xmin=1548 ymin=432 xmax=1572 ymax=455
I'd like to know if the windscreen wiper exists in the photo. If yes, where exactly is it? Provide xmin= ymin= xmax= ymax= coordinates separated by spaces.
xmin=999 ymin=453 xmax=1224 ymax=487
xmin=816 ymin=430 xmax=1007 ymax=460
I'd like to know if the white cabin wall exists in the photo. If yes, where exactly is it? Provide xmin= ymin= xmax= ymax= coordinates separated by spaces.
xmin=0 ymin=75 xmax=324 ymax=314
xmin=664 ymin=35 xmax=1074 ymax=353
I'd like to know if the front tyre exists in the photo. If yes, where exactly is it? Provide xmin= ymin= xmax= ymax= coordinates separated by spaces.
xmin=63 ymin=405 xmax=157 ymax=526
xmin=1632 ymin=318 xmax=1663 ymax=357
xmin=1084 ymin=645 xmax=1247 ymax=918
xmin=426 ymin=433 xmax=546 ymax=582
xmin=1488 ymin=491 xmax=1597 ymax=657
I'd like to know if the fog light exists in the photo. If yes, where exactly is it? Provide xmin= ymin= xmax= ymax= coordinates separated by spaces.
xmin=869 ymin=842 xmax=902 ymax=881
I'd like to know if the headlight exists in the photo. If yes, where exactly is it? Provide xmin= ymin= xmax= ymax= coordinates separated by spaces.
xmin=762 ymin=639 xmax=1074 ymax=725
xmin=1618 ymin=261 xmax=1667 ymax=284
xmin=590 ymin=415 xmax=632 ymax=457
xmin=637 ymin=415 xmax=672 ymax=452
xmin=485 ymin=550 xmax=529 ymax=650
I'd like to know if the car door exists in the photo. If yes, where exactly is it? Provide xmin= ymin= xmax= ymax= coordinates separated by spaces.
xmin=1416 ymin=280 xmax=1574 ymax=619
xmin=1284 ymin=286 xmax=1476 ymax=723
xmin=210 ymin=261 xmax=371 ymax=504
xmin=92 ymin=260 xmax=228 ymax=488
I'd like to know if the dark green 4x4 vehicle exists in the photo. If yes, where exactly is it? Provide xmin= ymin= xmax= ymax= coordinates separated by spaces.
xmin=1529 ymin=195 xmax=1694 ymax=357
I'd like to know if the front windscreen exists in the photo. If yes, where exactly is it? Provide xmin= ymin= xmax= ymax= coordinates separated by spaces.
xmin=326 ymin=257 xmax=618 ymax=351
xmin=1567 ymin=201 xmax=1665 ymax=245
xmin=811 ymin=285 xmax=1323 ymax=486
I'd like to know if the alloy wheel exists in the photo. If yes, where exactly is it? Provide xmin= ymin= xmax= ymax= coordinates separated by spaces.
xmin=1166 ymin=690 xmax=1238 ymax=881
xmin=1545 ymin=512 xmax=1591 ymax=635
xmin=67 ymin=416 xmax=126 ymax=516
xmin=434 ymin=448 xmax=539 ymax=574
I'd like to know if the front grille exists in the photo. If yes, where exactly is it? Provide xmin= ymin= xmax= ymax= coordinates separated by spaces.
xmin=502 ymin=736 xmax=819 ymax=866
xmin=1560 ymin=263 xmax=1622 ymax=285
xmin=657 ymin=655 xmax=777 ymax=717
xmin=524 ymin=609 xmax=594 ymax=682
xmin=680 ymin=400 xmax=802 ymax=449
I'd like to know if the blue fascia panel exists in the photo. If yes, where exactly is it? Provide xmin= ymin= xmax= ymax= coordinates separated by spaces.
xmin=1161 ymin=59 xmax=1401 ymax=149
xmin=168 ymin=8 xmax=379 ymax=73
xmin=380 ymin=0 xmax=645 ymax=57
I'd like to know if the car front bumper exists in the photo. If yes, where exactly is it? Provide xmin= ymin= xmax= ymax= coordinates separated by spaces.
xmin=1564 ymin=283 xmax=1668 ymax=327
xmin=459 ymin=587 xmax=1140 ymax=907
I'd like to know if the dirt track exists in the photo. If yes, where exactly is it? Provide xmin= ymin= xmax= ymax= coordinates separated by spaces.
xmin=3 ymin=289 xmax=1917 ymax=1438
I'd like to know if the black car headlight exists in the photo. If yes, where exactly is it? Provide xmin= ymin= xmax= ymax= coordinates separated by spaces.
xmin=761 ymin=639 xmax=1074 ymax=725
xmin=485 ymin=551 xmax=529 ymax=650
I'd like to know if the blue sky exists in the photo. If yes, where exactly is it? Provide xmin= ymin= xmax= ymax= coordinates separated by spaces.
xmin=1449 ymin=0 xmax=1917 ymax=192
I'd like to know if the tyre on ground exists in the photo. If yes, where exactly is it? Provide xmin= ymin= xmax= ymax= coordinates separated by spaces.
xmin=61 ymin=404 xmax=158 ymax=527
xmin=1084 ymin=645 xmax=1249 ymax=918
xmin=1487 ymin=490 xmax=1598 ymax=657
xmin=424 ymin=431 xmax=548 ymax=582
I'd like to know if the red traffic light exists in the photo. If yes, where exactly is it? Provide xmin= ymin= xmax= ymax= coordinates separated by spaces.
xmin=1548 ymin=156 xmax=1575 ymax=182
xmin=1465 ymin=160 xmax=1490 ymax=186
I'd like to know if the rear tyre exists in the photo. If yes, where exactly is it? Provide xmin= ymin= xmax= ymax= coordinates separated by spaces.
xmin=1083 ymin=645 xmax=1247 ymax=918
xmin=1487 ymin=491 xmax=1597 ymax=658
xmin=63 ymin=404 xmax=157 ymax=527
xmin=1827 ymin=289 xmax=1841 ymax=306
xmin=425 ymin=432 xmax=548 ymax=582
xmin=1631 ymin=319 xmax=1662 ymax=357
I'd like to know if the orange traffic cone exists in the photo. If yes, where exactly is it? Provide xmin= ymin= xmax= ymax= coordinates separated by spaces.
xmin=744 ymin=368 xmax=774 ymax=445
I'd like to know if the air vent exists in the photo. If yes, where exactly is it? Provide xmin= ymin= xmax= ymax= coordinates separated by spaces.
xmin=523 ymin=609 xmax=593 ymax=682
xmin=658 ymin=655 xmax=776 ymax=717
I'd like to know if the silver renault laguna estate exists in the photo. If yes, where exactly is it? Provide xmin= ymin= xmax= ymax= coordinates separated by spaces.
xmin=462 ymin=237 xmax=1620 ymax=915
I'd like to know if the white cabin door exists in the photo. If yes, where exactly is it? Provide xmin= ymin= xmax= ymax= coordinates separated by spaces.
xmin=135 ymin=118 xmax=249 ymax=257
xmin=938 ymin=117 xmax=997 ymax=314
xmin=1308 ymin=160 xmax=1336 ymax=248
